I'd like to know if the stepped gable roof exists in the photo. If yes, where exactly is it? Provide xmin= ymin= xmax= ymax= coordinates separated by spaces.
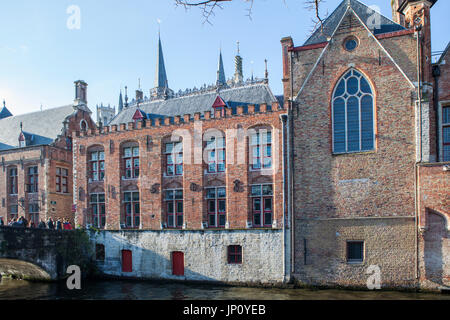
xmin=109 ymin=83 xmax=278 ymax=125
xmin=304 ymin=0 xmax=406 ymax=46
xmin=0 ymin=105 xmax=76 ymax=151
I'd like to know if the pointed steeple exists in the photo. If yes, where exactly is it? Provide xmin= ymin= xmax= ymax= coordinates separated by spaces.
xmin=155 ymin=33 xmax=168 ymax=89
xmin=0 ymin=100 xmax=13 ymax=119
xmin=216 ymin=49 xmax=226 ymax=88
xmin=151 ymin=33 xmax=173 ymax=100
xmin=118 ymin=90 xmax=124 ymax=113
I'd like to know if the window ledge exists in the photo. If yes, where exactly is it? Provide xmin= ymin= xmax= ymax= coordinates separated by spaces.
xmin=347 ymin=260 xmax=364 ymax=265
xmin=333 ymin=150 xmax=376 ymax=157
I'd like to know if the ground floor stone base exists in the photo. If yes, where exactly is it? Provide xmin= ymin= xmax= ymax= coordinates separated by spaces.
xmin=293 ymin=217 xmax=418 ymax=290
xmin=89 ymin=229 xmax=286 ymax=285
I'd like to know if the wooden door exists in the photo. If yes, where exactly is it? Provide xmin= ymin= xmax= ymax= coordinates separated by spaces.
xmin=122 ymin=250 xmax=132 ymax=273
xmin=172 ymin=251 xmax=184 ymax=276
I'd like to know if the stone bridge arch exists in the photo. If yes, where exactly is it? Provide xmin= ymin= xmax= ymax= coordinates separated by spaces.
xmin=0 ymin=226 xmax=93 ymax=281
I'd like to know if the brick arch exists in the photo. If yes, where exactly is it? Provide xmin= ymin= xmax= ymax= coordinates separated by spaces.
xmin=87 ymin=144 xmax=105 ymax=151
xmin=426 ymin=208 xmax=450 ymax=232
xmin=204 ymin=177 xmax=225 ymax=188
xmin=163 ymin=181 xmax=182 ymax=190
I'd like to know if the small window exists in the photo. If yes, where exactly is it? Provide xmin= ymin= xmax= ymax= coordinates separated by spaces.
xmin=347 ymin=241 xmax=364 ymax=263
xmin=228 ymin=245 xmax=242 ymax=264
xmin=96 ymin=244 xmax=105 ymax=261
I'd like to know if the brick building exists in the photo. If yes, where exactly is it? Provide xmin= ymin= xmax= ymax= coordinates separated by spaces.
xmin=282 ymin=0 xmax=448 ymax=290
xmin=73 ymin=38 xmax=292 ymax=284
xmin=0 ymin=81 xmax=96 ymax=226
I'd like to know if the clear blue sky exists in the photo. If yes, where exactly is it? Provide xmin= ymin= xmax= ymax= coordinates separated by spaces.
xmin=0 ymin=0 xmax=448 ymax=118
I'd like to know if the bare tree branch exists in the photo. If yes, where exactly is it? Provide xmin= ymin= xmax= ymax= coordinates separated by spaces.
xmin=305 ymin=0 xmax=327 ymax=35
xmin=175 ymin=0 xmax=233 ymax=24
xmin=175 ymin=0 xmax=326 ymax=35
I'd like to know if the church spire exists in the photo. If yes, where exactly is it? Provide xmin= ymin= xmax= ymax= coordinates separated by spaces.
xmin=118 ymin=90 xmax=124 ymax=113
xmin=151 ymin=33 xmax=173 ymax=100
xmin=216 ymin=49 xmax=226 ymax=88
xmin=155 ymin=33 xmax=168 ymax=89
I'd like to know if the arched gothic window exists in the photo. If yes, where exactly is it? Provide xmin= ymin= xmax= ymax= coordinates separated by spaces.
xmin=332 ymin=69 xmax=375 ymax=153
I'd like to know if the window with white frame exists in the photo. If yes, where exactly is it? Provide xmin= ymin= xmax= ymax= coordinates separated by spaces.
xmin=90 ymin=193 xmax=106 ymax=229
xmin=56 ymin=168 xmax=69 ymax=193
xmin=26 ymin=166 xmax=38 ymax=193
xmin=123 ymin=191 xmax=140 ymax=228
xmin=123 ymin=146 xmax=139 ymax=179
xmin=443 ymin=106 xmax=450 ymax=162
xmin=89 ymin=150 xmax=105 ymax=181
xmin=250 ymin=184 xmax=273 ymax=228
xmin=9 ymin=167 xmax=18 ymax=195
xmin=206 ymin=136 xmax=226 ymax=173
xmin=250 ymin=130 xmax=272 ymax=170
xmin=165 ymin=142 xmax=183 ymax=176
xmin=333 ymin=69 xmax=375 ymax=153
xmin=206 ymin=187 xmax=226 ymax=228
xmin=164 ymin=189 xmax=183 ymax=228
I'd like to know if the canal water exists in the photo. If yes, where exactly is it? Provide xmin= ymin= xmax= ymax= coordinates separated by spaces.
xmin=0 ymin=278 xmax=448 ymax=300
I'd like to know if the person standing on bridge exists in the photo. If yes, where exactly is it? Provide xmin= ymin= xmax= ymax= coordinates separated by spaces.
xmin=38 ymin=220 xmax=46 ymax=229
xmin=56 ymin=218 xmax=62 ymax=230
xmin=47 ymin=217 xmax=54 ymax=230
xmin=0 ymin=217 xmax=4 ymax=226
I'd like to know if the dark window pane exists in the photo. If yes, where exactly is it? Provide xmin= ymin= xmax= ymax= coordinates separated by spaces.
xmin=347 ymin=242 xmax=364 ymax=262
xmin=347 ymin=97 xmax=360 ymax=152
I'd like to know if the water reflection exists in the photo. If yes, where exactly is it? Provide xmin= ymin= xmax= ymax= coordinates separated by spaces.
xmin=0 ymin=278 xmax=448 ymax=300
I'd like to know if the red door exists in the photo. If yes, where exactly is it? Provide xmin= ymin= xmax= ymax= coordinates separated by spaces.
xmin=172 ymin=251 xmax=184 ymax=276
xmin=122 ymin=250 xmax=132 ymax=273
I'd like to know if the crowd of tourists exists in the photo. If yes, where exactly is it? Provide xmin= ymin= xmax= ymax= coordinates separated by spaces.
xmin=0 ymin=216 xmax=73 ymax=230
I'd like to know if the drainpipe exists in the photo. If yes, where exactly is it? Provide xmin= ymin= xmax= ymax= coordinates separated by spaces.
xmin=432 ymin=64 xmax=441 ymax=161
xmin=414 ymin=24 xmax=423 ymax=282
xmin=289 ymin=50 xmax=295 ymax=276
xmin=280 ymin=113 xmax=289 ymax=283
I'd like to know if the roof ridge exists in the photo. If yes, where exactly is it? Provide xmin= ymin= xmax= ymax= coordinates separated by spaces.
xmin=0 ymin=104 xmax=74 ymax=121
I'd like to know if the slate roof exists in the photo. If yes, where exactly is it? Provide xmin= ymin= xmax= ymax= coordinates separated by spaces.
xmin=0 ymin=105 xmax=76 ymax=151
xmin=110 ymin=83 xmax=278 ymax=125
xmin=304 ymin=0 xmax=406 ymax=46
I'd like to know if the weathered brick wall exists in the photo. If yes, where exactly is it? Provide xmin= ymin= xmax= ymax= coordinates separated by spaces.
xmin=73 ymin=106 xmax=286 ymax=231
xmin=417 ymin=163 xmax=449 ymax=290
xmin=294 ymin=217 xmax=416 ymax=289
xmin=90 ymin=229 xmax=285 ymax=285
xmin=286 ymin=10 xmax=424 ymax=289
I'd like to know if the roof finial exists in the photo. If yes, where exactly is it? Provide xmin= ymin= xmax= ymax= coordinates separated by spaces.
xmin=264 ymin=59 xmax=269 ymax=84
xmin=20 ymin=121 xmax=23 ymax=131
xmin=125 ymin=86 xmax=129 ymax=108
xmin=138 ymin=78 xmax=141 ymax=90
xmin=237 ymin=41 xmax=240 ymax=55
xmin=2 ymin=99 xmax=5 ymax=108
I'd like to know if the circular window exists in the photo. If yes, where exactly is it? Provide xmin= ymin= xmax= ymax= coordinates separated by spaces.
xmin=344 ymin=37 xmax=358 ymax=52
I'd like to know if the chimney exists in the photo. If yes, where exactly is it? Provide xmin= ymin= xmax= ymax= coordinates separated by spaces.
xmin=74 ymin=80 xmax=88 ymax=106
xmin=281 ymin=36 xmax=294 ymax=101
xmin=391 ymin=0 xmax=406 ymax=26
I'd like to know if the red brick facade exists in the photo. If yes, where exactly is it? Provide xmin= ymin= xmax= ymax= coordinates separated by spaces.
xmin=73 ymin=104 xmax=287 ymax=231
xmin=0 ymin=109 xmax=96 ymax=226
